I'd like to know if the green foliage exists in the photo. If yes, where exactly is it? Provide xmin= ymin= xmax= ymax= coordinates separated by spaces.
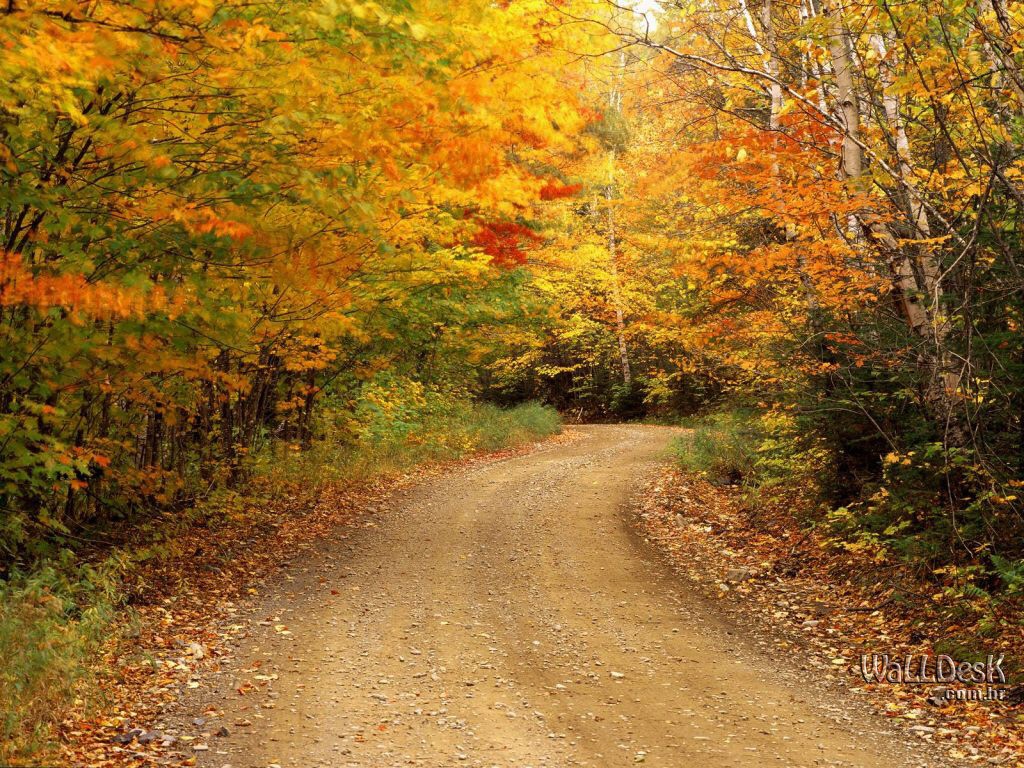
xmin=608 ymin=379 xmax=649 ymax=419
xmin=675 ymin=405 xmax=1024 ymax=615
xmin=673 ymin=410 xmax=760 ymax=485
xmin=255 ymin=376 xmax=560 ymax=487
xmin=990 ymin=554 xmax=1024 ymax=595
xmin=0 ymin=556 xmax=122 ymax=757
xmin=673 ymin=408 xmax=830 ymax=496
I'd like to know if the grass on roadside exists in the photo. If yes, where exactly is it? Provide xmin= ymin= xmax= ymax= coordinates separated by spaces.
xmin=254 ymin=400 xmax=561 ymax=489
xmin=0 ymin=559 xmax=121 ymax=757
xmin=673 ymin=409 xmax=761 ymax=486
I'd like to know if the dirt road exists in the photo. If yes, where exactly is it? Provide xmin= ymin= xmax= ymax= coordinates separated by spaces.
xmin=183 ymin=425 xmax=938 ymax=768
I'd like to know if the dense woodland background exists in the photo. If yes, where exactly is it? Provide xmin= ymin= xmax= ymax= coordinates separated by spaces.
xmin=2 ymin=0 xmax=1024 ymax=758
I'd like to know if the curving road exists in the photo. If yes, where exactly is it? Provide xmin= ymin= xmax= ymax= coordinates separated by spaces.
xmin=183 ymin=425 xmax=938 ymax=768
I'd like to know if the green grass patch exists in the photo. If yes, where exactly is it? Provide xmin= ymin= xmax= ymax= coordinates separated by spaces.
xmin=254 ymin=400 xmax=561 ymax=489
xmin=0 ymin=557 xmax=122 ymax=758
xmin=672 ymin=409 xmax=760 ymax=485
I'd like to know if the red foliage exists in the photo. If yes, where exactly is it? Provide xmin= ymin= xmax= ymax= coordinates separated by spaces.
xmin=539 ymin=181 xmax=583 ymax=200
xmin=471 ymin=220 xmax=542 ymax=267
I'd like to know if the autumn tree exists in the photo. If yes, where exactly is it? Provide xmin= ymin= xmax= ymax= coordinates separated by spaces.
xmin=583 ymin=0 xmax=1024 ymax=572
xmin=0 ymin=0 xmax=598 ymax=561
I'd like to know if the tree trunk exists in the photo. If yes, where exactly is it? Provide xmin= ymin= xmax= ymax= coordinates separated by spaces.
xmin=604 ymin=156 xmax=632 ymax=387
xmin=823 ymin=0 xmax=959 ymax=431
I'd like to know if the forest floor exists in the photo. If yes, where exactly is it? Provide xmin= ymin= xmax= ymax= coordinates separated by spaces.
xmin=117 ymin=424 xmax=961 ymax=768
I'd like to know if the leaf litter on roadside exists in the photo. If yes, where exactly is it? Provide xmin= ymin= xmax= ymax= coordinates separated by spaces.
xmin=634 ymin=466 xmax=1024 ymax=766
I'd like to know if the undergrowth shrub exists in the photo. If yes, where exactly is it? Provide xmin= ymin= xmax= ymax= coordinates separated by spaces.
xmin=673 ymin=409 xmax=761 ymax=485
xmin=0 ymin=555 xmax=122 ymax=759
xmin=253 ymin=374 xmax=560 ymax=488
xmin=673 ymin=408 xmax=829 ymax=500
xmin=673 ymin=406 xmax=1024 ymax=624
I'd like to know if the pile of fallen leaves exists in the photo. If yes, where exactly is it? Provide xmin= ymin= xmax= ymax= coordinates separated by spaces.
xmin=56 ymin=430 xmax=580 ymax=768
xmin=634 ymin=466 xmax=1024 ymax=766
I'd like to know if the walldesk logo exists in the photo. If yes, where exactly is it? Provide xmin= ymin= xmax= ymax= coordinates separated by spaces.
xmin=860 ymin=654 xmax=1008 ymax=701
